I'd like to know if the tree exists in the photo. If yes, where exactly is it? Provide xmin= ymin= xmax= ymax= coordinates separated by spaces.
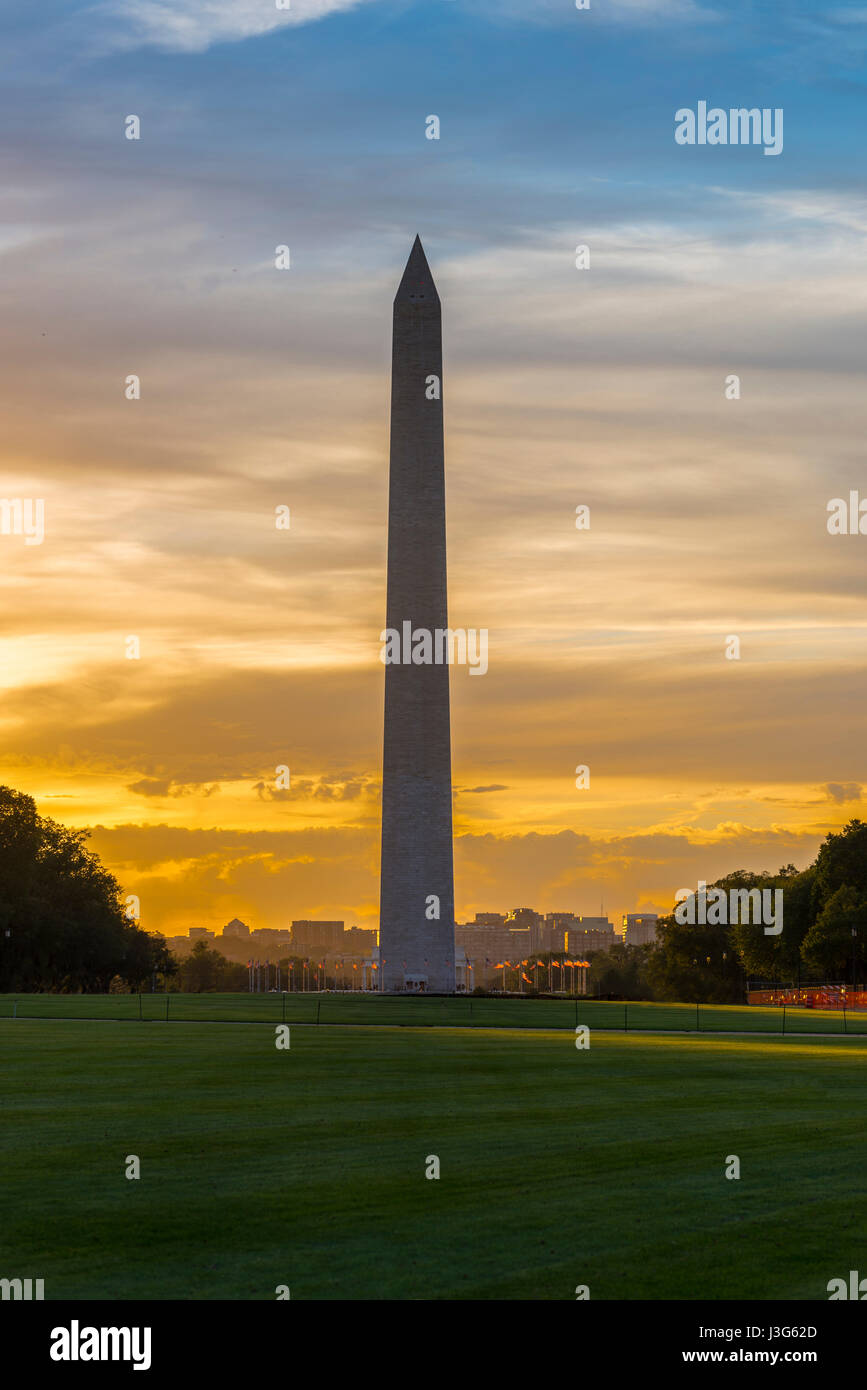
xmin=647 ymin=906 xmax=743 ymax=1004
xmin=588 ymin=943 xmax=655 ymax=999
xmin=120 ymin=928 xmax=178 ymax=991
xmin=0 ymin=785 xmax=164 ymax=992
xmin=813 ymin=820 xmax=867 ymax=914
xmin=726 ymin=865 xmax=815 ymax=982
xmin=176 ymin=941 xmax=247 ymax=992
xmin=801 ymin=885 xmax=867 ymax=983
xmin=148 ymin=934 xmax=179 ymax=990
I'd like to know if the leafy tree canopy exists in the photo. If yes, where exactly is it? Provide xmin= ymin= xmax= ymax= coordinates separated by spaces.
xmin=0 ymin=785 xmax=167 ymax=992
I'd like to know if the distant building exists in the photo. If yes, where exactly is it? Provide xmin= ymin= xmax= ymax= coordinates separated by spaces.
xmin=623 ymin=913 xmax=658 ymax=946
xmin=222 ymin=918 xmax=250 ymax=938
xmin=455 ymin=924 xmax=518 ymax=984
xmin=344 ymin=926 xmax=377 ymax=951
xmin=456 ymin=924 xmax=515 ymax=955
xmin=250 ymin=928 xmax=291 ymax=946
xmin=188 ymin=928 xmax=215 ymax=941
xmin=544 ymin=912 xmax=580 ymax=953
xmin=567 ymin=919 xmax=617 ymax=955
xmin=291 ymin=920 xmax=345 ymax=955
xmin=505 ymin=908 xmax=542 ymax=931
xmin=455 ymin=909 xmax=656 ymax=980
xmin=506 ymin=908 xmax=545 ymax=951
xmin=458 ymin=910 xmax=610 ymax=980
xmin=546 ymin=912 xmax=579 ymax=928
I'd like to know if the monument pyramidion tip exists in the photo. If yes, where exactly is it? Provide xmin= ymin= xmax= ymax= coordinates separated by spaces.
xmin=394 ymin=234 xmax=440 ymax=306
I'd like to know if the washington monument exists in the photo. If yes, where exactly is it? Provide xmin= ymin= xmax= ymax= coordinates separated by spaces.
xmin=378 ymin=236 xmax=456 ymax=993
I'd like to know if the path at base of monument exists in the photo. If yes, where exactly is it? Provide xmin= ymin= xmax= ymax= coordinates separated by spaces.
xmin=3 ymin=1018 xmax=862 ymax=1300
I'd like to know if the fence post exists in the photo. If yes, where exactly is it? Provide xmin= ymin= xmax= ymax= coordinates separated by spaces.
xmin=316 ymin=999 xmax=321 ymax=1025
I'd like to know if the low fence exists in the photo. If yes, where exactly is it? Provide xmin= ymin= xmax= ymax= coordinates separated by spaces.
xmin=748 ymin=988 xmax=867 ymax=1010
xmin=2 ymin=992 xmax=867 ymax=1035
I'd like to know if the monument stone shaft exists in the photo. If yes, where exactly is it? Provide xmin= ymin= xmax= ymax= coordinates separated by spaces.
xmin=379 ymin=236 xmax=455 ymax=993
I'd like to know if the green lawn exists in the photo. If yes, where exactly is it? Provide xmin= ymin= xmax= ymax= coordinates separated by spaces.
xmin=1 ymin=990 xmax=865 ymax=1034
xmin=2 ymin=1015 xmax=865 ymax=1299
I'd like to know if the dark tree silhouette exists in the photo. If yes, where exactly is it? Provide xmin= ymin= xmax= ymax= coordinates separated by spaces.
xmin=0 ymin=785 xmax=167 ymax=992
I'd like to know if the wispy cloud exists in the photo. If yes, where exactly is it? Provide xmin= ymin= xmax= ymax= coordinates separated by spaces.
xmin=824 ymin=782 xmax=863 ymax=805
xmin=464 ymin=0 xmax=720 ymax=27
xmin=91 ymin=0 xmax=378 ymax=53
xmin=87 ymin=0 xmax=719 ymax=55
xmin=714 ymin=187 xmax=867 ymax=237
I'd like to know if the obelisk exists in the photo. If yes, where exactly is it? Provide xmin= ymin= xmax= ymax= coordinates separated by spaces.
xmin=379 ymin=236 xmax=455 ymax=993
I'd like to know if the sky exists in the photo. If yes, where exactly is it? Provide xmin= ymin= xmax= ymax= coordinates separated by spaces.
xmin=1 ymin=0 xmax=866 ymax=936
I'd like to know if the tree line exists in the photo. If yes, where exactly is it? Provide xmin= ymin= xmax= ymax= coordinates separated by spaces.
xmin=588 ymin=820 xmax=867 ymax=1003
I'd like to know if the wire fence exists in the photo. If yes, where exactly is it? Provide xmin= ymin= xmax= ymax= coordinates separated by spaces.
xmin=2 ymin=992 xmax=867 ymax=1035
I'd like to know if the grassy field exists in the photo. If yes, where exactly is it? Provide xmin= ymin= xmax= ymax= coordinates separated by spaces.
xmin=2 ymin=1011 xmax=866 ymax=1299
xmin=1 ymin=990 xmax=865 ymax=1034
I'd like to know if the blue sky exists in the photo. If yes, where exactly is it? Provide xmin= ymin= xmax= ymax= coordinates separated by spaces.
xmin=2 ymin=0 xmax=867 ymax=933
xmin=2 ymin=2 xmax=864 ymax=285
